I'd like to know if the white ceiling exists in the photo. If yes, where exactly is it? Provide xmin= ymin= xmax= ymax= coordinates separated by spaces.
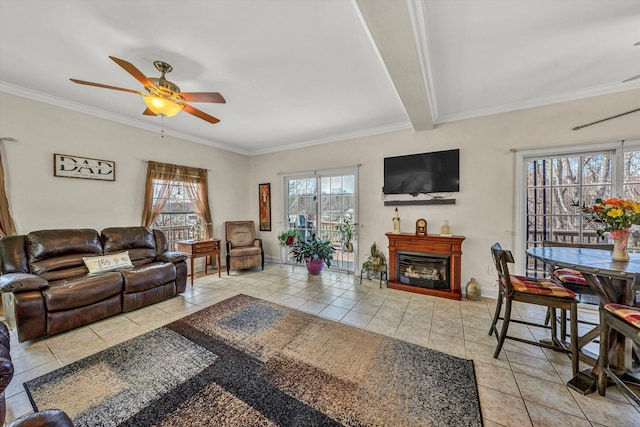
xmin=1 ymin=0 xmax=639 ymax=155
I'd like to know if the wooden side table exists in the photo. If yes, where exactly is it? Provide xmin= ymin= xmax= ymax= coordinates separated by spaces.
xmin=177 ymin=239 xmax=221 ymax=285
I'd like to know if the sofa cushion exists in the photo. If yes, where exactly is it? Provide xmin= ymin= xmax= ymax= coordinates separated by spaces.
xmin=229 ymin=247 xmax=262 ymax=257
xmin=27 ymin=229 xmax=102 ymax=280
xmin=102 ymin=227 xmax=156 ymax=264
xmin=121 ymin=262 xmax=176 ymax=294
xmin=43 ymin=273 xmax=123 ymax=311
xmin=83 ymin=251 xmax=133 ymax=274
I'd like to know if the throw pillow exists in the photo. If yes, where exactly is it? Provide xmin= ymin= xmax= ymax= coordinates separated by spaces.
xmin=83 ymin=251 xmax=133 ymax=274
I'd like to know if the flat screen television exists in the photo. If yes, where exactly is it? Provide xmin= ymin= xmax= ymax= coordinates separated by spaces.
xmin=383 ymin=149 xmax=459 ymax=195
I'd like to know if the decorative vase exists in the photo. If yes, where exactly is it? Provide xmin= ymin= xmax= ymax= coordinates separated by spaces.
xmin=466 ymin=277 xmax=481 ymax=301
xmin=306 ymin=258 xmax=325 ymax=275
xmin=611 ymin=229 xmax=631 ymax=261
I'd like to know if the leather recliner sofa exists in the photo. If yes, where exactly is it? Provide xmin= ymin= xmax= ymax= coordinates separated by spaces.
xmin=0 ymin=227 xmax=188 ymax=342
xmin=0 ymin=321 xmax=74 ymax=426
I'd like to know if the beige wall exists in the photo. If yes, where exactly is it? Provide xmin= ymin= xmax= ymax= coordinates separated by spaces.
xmin=250 ymin=89 xmax=640 ymax=297
xmin=2 ymin=89 xmax=639 ymax=296
xmin=0 ymin=91 xmax=250 ymax=247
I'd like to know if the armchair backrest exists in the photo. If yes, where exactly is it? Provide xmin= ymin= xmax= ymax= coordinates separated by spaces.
xmin=225 ymin=221 xmax=257 ymax=247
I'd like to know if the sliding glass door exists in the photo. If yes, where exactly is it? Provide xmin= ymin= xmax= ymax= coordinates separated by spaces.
xmin=284 ymin=167 xmax=358 ymax=271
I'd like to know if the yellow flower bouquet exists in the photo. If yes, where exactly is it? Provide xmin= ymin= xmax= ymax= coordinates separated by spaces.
xmin=582 ymin=198 xmax=640 ymax=237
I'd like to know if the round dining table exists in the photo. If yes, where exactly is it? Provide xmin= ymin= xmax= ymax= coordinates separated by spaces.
xmin=527 ymin=245 xmax=639 ymax=393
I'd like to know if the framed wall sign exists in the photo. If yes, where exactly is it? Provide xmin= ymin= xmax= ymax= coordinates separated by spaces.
xmin=53 ymin=153 xmax=115 ymax=181
xmin=259 ymin=183 xmax=271 ymax=231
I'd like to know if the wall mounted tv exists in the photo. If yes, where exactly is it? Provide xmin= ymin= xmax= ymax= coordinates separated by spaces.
xmin=383 ymin=149 xmax=460 ymax=195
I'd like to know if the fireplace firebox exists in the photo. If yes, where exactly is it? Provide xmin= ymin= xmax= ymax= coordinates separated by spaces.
xmin=386 ymin=233 xmax=465 ymax=300
xmin=398 ymin=252 xmax=449 ymax=290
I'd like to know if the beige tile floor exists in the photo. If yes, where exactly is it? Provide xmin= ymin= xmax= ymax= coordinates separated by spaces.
xmin=3 ymin=262 xmax=640 ymax=426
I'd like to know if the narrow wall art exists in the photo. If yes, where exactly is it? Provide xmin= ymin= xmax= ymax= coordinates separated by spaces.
xmin=259 ymin=183 xmax=271 ymax=231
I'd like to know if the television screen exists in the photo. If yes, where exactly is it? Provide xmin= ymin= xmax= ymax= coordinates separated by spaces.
xmin=383 ymin=149 xmax=459 ymax=195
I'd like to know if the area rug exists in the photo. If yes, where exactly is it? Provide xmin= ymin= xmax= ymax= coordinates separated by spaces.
xmin=24 ymin=294 xmax=482 ymax=426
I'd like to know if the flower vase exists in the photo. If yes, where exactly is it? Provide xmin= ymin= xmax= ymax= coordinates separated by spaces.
xmin=611 ymin=230 xmax=631 ymax=261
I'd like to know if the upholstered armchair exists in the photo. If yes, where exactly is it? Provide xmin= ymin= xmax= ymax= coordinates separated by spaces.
xmin=225 ymin=221 xmax=264 ymax=275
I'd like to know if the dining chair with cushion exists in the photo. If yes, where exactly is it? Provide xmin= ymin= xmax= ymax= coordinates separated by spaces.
xmin=597 ymin=298 xmax=640 ymax=405
xmin=543 ymin=240 xmax=613 ymax=300
xmin=489 ymin=243 xmax=580 ymax=376
xmin=225 ymin=221 xmax=264 ymax=275
xmin=542 ymin=240 xmax=613 ymax=341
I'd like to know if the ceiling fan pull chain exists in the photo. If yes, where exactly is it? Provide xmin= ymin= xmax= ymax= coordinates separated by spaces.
xmin=161 ymin=115 xmax=165 ymax=138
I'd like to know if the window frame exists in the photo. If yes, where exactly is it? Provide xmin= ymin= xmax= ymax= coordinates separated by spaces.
xmin=283 ymin=166 xmax=359 ymax=271
xmin=515 ymin=140 xmax=640 ymax=274
xmin=152 ymin=178 xmax=200 ymax=251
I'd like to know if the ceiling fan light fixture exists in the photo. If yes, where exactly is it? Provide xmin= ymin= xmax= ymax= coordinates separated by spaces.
xmin=143 ymin=95 xmax=183 ymax=117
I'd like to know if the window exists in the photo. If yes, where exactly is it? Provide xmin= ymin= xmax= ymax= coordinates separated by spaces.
xmin=284 ymin=167 xmax=358 ymax=271
xmin=141 ymin=161 xmax=212 ymax=252
xmin=152 ymin=180 xmax=199 ymax=251
xmin=516 ymin=141 xmax=640 ymax=276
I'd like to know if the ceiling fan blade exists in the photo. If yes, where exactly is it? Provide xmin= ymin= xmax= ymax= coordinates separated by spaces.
xmin=179 ymin=92 xmax=226 ymax=103
xmin=109 ymin=56 xmax=156 ymax=89
xmin=143 ymin=108 xmax=157 ymax=116
xmin=181 ymin=103 xmax=220 ymax=124
xmin=70 ymin=79 xmax=143 ymax=94
xmin=622 ymin=74 xmax=640 ymax=83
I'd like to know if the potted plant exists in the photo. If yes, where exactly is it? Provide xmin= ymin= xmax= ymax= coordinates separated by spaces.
xmin=277 ymin=229 xmax=299 ymax=247
xmin=364 ymin=242 xmax=386 ymax=272
xmin=335 ymin=216 xmax=358 ymax=252
xmin=290 ymin=236 xmax=336 ymax=274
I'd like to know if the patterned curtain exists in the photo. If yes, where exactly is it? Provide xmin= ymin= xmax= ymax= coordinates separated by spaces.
xmin=182 ymin=167 xmax=213 ymax=239
xmin=141 ymin=161 xmax=178 ymax=227
xmin=141 ymin=161 xmax=212 ymax=238
xmin=0 ymin=149 xmax=17 ymax=237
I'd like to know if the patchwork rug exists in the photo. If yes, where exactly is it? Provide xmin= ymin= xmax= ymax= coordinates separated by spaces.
xmin=25 ymin=294 xmax=482 ymax=426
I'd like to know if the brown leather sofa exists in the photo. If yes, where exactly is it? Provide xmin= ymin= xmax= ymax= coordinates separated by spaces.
xmin=0 ymin=227 xmax=188 ymax=342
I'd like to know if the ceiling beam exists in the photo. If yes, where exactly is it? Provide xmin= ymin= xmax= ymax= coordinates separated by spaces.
xmin=355 ymin=0 xmax=434 ymax=131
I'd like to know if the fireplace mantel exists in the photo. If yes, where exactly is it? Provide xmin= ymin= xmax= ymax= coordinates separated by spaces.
xmin=386 ymin=233 xmax=465 ymax=300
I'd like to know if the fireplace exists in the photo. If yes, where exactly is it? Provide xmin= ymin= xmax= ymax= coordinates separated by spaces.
xmin=398 ymin=252 xmax=449 ymax=290
xmin=386 ymin=233 xmax=465 ymax=300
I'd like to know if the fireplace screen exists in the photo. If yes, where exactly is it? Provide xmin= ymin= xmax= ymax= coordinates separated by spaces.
xmin=398 ymin=252 xmax=449 ymax=289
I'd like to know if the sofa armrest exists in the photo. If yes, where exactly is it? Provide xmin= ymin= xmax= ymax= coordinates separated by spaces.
xmin=156 ymin=251 xmax=188 ymax=263
xmin=0 ymin=273 xmax=48 ymax=293
xmin=253 ymin=239 xmax=263 ymax=249
xmin=0 ymin=348 xmax=13 ymax=395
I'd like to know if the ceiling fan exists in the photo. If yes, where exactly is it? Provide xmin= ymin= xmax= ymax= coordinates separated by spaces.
xmin=71 ymin=56 xmax=225 ymax=124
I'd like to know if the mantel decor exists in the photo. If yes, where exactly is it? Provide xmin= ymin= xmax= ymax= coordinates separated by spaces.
xmin=53 ymin=153 xmax=115 ymax=181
